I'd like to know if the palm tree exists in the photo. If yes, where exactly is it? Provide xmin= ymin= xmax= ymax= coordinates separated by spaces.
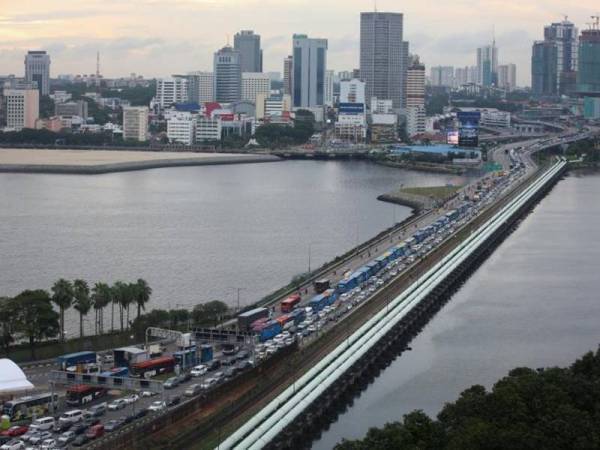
xmin=135 ymin=279 xmax=152 ymax=319
xmin=72 ymin=279 xmax=91 ymax=338
xmin=51 ymin=279 xmax=73 ymax=341
xmin=91 ymin=282 xmax=111 ymax=334
xmin=112 ymin=281 xmax=128 ymax=332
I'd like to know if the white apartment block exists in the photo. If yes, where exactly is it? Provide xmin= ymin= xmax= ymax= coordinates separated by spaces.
xmin=4 ymin=89 xmax=39 ymax=131
xmin=241 ymin=73 xmax=271 ymax=103
xmin=371 ymin=97 xmax=394 ymax=114
xmin=122 ymin=106 xmax=149 ymax=141
xmin=156 ymin=77 xmax=189 ymax=108
xmin=340 ymin=79 xmax=366 ymax=104
xmin=256 ymin=93 xmax=292 ymax=120
xmin=195 ymin=117 xmax=222 ymax=142
xmin=324 ymin=70 xmax=334 ymax=107
xmin=335 ymin=113 xmax=366 ymax=141
xmin=187 ymin=71 xmax=214 ymax=104
xmin=167 ymin=114 xmax=196 ymax=145
xmin=406 ymin=106 xmax=426 ymax=137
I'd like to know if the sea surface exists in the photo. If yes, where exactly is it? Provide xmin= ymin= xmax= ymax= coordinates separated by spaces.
xmin=313 ymin=171 xmax=600 ymax=449
xmin=0 ymin=160 xmax=469 ymax=335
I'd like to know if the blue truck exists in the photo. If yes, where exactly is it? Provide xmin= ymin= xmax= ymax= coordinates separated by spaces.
xmin=57 ymin=351 xmax=97 ymax=370
xmin=260 ymin=320 xmax=282 ymax=342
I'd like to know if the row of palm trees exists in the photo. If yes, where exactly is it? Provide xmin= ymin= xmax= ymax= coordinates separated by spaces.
xmin=50 ymin=278 xmax=152 ymax=339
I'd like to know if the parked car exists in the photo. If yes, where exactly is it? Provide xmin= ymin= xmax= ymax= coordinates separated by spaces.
xmin=206 ymin=359 xmax=221 ymax=371
xmin=57 ymin=431 xmax=77 ymax=446
xmin=85 ymin=424 xmax=104 ymax=440
xmin=190 ymin=365 xmax=207 ymax=377
xmin=0 ymin=440 xmax=24 ymax=450
xmin=70 ymin=423 xmax=88 ymax=436
xmin=29 ymin=431 xmax=53 ymax=445
xmin=40 ymin=439 xmax=57 ymax=450
xmin=200 ymin=378 xmax=218 ymax=389
xmin=29 ymin=417 xmax=55 ymax=432
xmin=141 ymin=390 xmax=157 ymax=397
xmin=123 ymin=394 xmax=139 ymax=404
xmin=166 ymin=396 xmax=181 ymax=407
xmin=58 ymin=410 xmax=84 ymax=426
xmin=107 ymin=399 xmax=127 ymax=411
xmin=88 ymin=403 xmax=107 ymax=417
xmin=147 ymin=401 xmax=167 ymax=412
xmin=71 ymin=434 xmax=90 ymax=447
xmin=130 ymin=409 xmax=148 ymax=421
xmin=184 ymin=384 xmax=202 ymax=397
xmin=163 ymin=377 xmax=180 ymax=389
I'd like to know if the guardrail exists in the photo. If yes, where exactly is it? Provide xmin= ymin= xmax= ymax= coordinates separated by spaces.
xmin=218 ymin=158 xmax=567 ymax=449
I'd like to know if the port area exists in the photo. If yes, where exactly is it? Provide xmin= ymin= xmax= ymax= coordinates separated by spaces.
xmin=0 ymin=148 xmax=280 ymax=174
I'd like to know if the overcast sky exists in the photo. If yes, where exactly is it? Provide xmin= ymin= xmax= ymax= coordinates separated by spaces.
xmin=1 ymin=0 xmax=598 ymax=86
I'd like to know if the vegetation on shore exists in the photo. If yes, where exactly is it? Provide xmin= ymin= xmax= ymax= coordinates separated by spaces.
xmin=335 ymin=347 xmax=600 ymax=450
xmin=399 ymin=186 xmax=462 ymax=201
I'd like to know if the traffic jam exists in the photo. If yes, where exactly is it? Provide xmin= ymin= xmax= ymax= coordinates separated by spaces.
xmin=0 ymin=155 xmax=527 ymax=450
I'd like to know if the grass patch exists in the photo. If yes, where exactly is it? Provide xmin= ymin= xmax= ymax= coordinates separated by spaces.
xmin=400 ymin=185 xmax=462 ymax=200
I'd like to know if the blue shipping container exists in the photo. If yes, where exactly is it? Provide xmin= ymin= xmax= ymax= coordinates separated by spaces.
xmin=260 ymin=321 xmax=282 ymax=342
xmin=57 ymin=351 xmax=97 ymax=370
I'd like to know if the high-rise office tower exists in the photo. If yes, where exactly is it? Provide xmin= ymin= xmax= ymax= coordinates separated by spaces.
xmin=430 ymin=66 xmax=455 ymax=87
xmin=406 ymin=56 xmax=426 ymax=137
xmin=497 ymin=64 xmax=517 ymax=91
xmin=324 ymin=70 xmax=335 ymax=107
xmin=213 ymin=46 xmax=242 ymax=103
xmin=577 ymin=27 xmax=600 ymax=95
xmin=234 ymin=30 xmax=263 ymax=73
xmin=242 ymin=72 xmax=271 ymax=103
xmin=24 ymin=51 xmax=51 ymax=96
xmin=477 ymin=44 xmax=498 ymax=86
xmin=360 ymin=12 xmax=406 ymax=110
xmin=545 ymin=19 xmax=578 ymax=94
xmin=186 ymin=72 xmax=214 ymax=104
xmin=532 ymin=41 xmax=558 ymax=96
xmin=283 ymin=55 xmax=293 ymax=96
xmin=292 ymin=34 xmax=328 ymax=107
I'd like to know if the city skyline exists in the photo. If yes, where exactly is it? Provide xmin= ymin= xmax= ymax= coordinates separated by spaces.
xmin=1 ymin=1 xmax=599 ymax=86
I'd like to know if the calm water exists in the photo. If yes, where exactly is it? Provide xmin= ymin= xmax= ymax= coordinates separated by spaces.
xmin=314 ymin=171 xmax=600 ymax=449
xmin=0 ymin=160 xmax=469 ymax=335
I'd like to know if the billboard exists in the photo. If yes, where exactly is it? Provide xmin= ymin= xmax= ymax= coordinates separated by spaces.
xmin=457 ymin=111 xmax=481 ymax=147
xmin=447 ymin=130 xmax=459 ymax=145
xmin=338 ymin=102 xmax=365 ymax=115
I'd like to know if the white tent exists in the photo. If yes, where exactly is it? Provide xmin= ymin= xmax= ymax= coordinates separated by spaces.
xmin=0 ymin=359 xmax=34 ymax=393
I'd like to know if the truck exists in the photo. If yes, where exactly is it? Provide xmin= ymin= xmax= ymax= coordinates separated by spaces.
xmin=146 ymin=343 xmax=163 ymax=358
xmin=259 ymin=321 xmax=282 ymax=342
xmin=238 ymin=307 xmax=270 ymax=332
xmin=313 ymin=279 xmax=330 ymax=294
xmin=57 ymin=351 xmax=97 ymax=371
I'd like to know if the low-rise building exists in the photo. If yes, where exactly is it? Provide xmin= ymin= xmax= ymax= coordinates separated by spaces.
xmin=55 ymin=100 xmax=88 ymax=119
xmin=370 ymin=113 xmax=397 ymax=143
xmin=167 ymin=114 xmax=196 ymax=145
xmin=4 ymin=88 xmax=39 ymax=131
xmin=122 ymin=106 xmax=149 ymax=141
xmin=195 ymin=117 xmax=222 ymax=142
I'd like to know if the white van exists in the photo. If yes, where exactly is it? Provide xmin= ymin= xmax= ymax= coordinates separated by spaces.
xmin=30 ymin=416 xmax=55 ymax=431
xmin=58 ymin=409 xmax=84 ymax=425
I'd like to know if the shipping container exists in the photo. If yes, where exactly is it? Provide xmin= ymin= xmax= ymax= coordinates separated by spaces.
xmin=238 ymin=307 xmax=269 ymax=332
xmin=57 ymin=351 xmax=97 ymax=370
xmin=259 ymin=321 xmax=282 ymax=342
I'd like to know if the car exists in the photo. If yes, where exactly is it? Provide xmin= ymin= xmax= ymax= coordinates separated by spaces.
xmin=184 ymin=384 xmax=202 ymax=397
xmin=212 ymin=371 xmax=224 ymax=382
xmin=57 ymin=431 xmax=76 ymax=446
xmin=122 ymin=414 xmax=136 ymax=425
xmin=1 ymin=427 xmax=27 ymax=438
xmin=190 ymin=365 xmax=207 ymax=377
xmin=130 ymin=409 xmax=148 ymax=421
xmin=223 ymin=367 xmax=236 ymax=379
xmin=53 ymin=420 xmax=72 ymax=433
xmin=58 ymin=410 xmax=84 ymax=426
xmin=236 ymin=350 xmax=250 ymax=360
xmin=85 ymin=424 xmax=104 ymax=440
xmin=178 ymin=372 xmax=192 ymax=383
xmin=200 ymin=378 xmax=217 ymax=389
xmin=235 ymin=360 xmax=253 ymax=371
xmin=284 ymin=337 xmax=295 ymax=346
xmin=70 ymin=423 xmax=88 ymax=436
xmin=83 ymin=417 xmax=100 ymax=428
xmin=29 ymin=431 xmax=52 ymax=445
xmin=123 ymin=394 xmax=139 ymax=404
xmin=108 ymin=399 xmax=127 ymax=411
xmin=307 ymin=325 xmax=317 ymax=333
xmin=103 ymin=419 xmax=124 ymax=432
xmin=166 ymin=396 xmax=181 ymax=407
xmin=29 ymin=417 xmax=55 ymax=432
xmin=265 ymin=346 xmax=277 ymax=355
xmin=0 ymin=441 xmax=25 ymax=450
xmin=206 ymin=359 xmax=221 ymax=371
xmin=70 ymin=434 xmax=90 ymax=447
xmin=141 ymin=390 xmax=157 ymax=397
xmin=147 ymin=401 xmax=167 ymax=412
xmin=88 ymin=403 xmax=107 ymax=417
xmin=40 ymin=439 xmax=57 ymax=450
xmin=163 ymin=377 xmax=180 ymax=389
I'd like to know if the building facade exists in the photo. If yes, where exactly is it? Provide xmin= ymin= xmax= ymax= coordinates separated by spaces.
xmin=4 ymin=89 xmax=39 ymax=130
xmin=55 ymin=100 xmax=88 ymax=119
xmin=340 ymin=79 xmax=366 ymax=104
xmin=167 ymin=114 xmax=196 ymax=145
xmin=283 ymin=55 xmax=293 ymax=96
xmin=360 ymin=12 xmax=406 ymax=110
xmin=24 ymin=51 xmax=50 ymax=96
xmin=122 ymin=106 xmax=149 ymax=141
xmin=242 ymin=73 xmax=271 ymax=104
xmin=406 ymin=58 xmax=426 ymax=137
xmin=545 ymin=20 xmax=579 ymax=94
xmin=497 ymin=64 xmax=517 ymax=91
xmin=292 ymin=34 xmax=328 ymax=107
xmin=213 ymin=46 xmax=242 ymax=103
xmin=577 ymin=29 xmax=600 ymax=96
xmin=430 ymin=66 xmax=454 ymax=87
xmin=186 ymin=72 xmax=214 ymax=104
xmin=196 ymin=117 xmax=222 ymax=142
xmin=532 ymin=41 xmax=558 ymax=97
xmin=477 ymin=44 xmax=498 ymax=86
xmin=324 ymin=70 xmax=335 ymax=107
xmin=234 ymin=30 xmax=262 ymax=73
xmin=156 ymin=77 xmax=189 ymax=108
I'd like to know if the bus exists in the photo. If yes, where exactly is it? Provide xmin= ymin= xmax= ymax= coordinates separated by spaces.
xmin=2 ymin=393 xmax=58 ymax=421
xmin=66 ymin=385 xmax=106 ymax=406
xmin=280 ymin=294 xmax=301 ymax=313
xmin=130 ymin=356 xmax=176 ymax=378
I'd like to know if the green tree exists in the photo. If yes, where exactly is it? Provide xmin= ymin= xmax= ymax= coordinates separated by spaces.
xmin=51 ymin=278 xmax=73 ymax=341
xmin=72 ymin=279 xmax=91 ymax=337
xmin=39 ymin=95 xmax=56 ymax=119
xmin=91 ymin=282 xmax=112 ymax=334
xmin=192 ymin=300 xmax=229 ymax=326
xmin=13 ymin=290 xmax=59 ymax=359
xmin=112 ymin=281 xmax=128 ymax=331
xmin=134 ymin=279 xmax=152 ymax=319
xmin=0 ymin=297 xmax=17 ymax=355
